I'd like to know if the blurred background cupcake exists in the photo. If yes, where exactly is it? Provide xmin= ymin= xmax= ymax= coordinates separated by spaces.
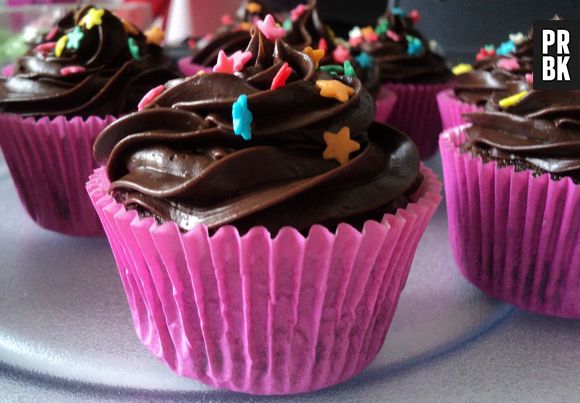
xmin=0 ymin=4 xmax=178 ymax=236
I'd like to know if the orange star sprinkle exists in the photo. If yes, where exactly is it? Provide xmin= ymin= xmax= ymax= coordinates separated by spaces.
xmin=323 ymin=127 xmax=360 ymax=165
xmin=239 ymin=22 xmax=252 ymax=31
xmin=145 ymin=26 xmax=164 ymax=45
xmin=303 ymin=46 xmax=325 ymax=68
xmin=121 ymin=19 xmax=139 ymax=35
xmin=315 ymin=80 xmax=355 ymax=103
xmin=246 ymin=2 xmax=262 ymax=13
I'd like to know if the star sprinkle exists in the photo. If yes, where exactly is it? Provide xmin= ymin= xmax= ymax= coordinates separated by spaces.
xmin=375 ymin=20 xmax=389 ymax=36
xmin=231 ymin=50 xmax=253 ymax=71
xmin=60 ymin=65 xmax=86 ymax=76
xmin=128 ymin=37 xmax=141 ymax=60
xmin=256 ymin=14 xmax=286 ymax=41
xmin=303 ymin=46 xmax=325 ymax=68
xmin=333 ymin=44 xmax=350 ymax=64
xmin=232 ymin=94 xmax=253 ymax=140
xmin=291 ymin=4 xmax=307 ymax=22
xmin=409 ymin=9 xmax=420 ymax=23
xmin=392 ymin=7 xmax=405 ymax=16
xmin=386 ymin=30 xmax=400 ymax=42
xmin=349 ymin=26 xmax=362 ymax=40
xmin=66 ymin=26 xmax=84 ymax=50
xmin=239 ymin=22 xmax=252 ymax=31
xmin=80 ymin=7 xmax=105 ymax=30
xmin=55 ymin=35 xmax=67 ymax=57
xmin=138 ymin=85 xmax=165 ymax=111
xmin=323 ymin=126 xmax=360 ymax=166
xmin=497 ymin=58 xmax=520 ymax=71
xmin=496 ymin=40 xmax=515 ymax=56
xmin=343 ymin=60 xmax=356 ymax=77
xmin=452 ymin=63 xmax=473 ymax=75
xmin=499 ymin=90 xmax=528 ymax=108
xmin=406 ymin=35 xmax=423 ymax=56
xmin=283 ymin=18 xmax=293 ymax=31
xmin=509 ymin=32 xmax=526 ymax=45
xmin=145 ymin=27 xmax=164 ymax=45
xmin=271 ymin=62 xmax=293 ymax=89
xmin=475 ymin=46 xmax=495 ymax=61
xmin=213 ymin=50 xmax=235 ymax=73
xmin=361 ymin=26 xmax=378 ymax=42
xmin=246 ymin=2 xmax=262 ymax=13
xmin=316 ymin=80 xmax=355 ymax=103
xmin=355 ymin=52 xmax=373 ymax=69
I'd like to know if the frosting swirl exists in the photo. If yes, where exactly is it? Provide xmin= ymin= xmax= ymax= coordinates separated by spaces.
xmin=355 ymin=9 xmax=449 ymax=83
xmin=94 ymin=29 xmax=421 ymax=233
xmin=0 ymin=6 xmax=178 ymax=118
xmin=464 ymin=81 xmax=580 ymax=183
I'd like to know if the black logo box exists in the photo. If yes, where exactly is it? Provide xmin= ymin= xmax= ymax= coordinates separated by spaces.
xmin=533 ymin=20 xmax=580 ymax=90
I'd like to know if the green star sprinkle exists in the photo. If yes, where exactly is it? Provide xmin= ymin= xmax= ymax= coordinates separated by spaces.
xmin=128 ymin=37 xmax=141 ymax=60
xmin=375 ymin=20 xmax=389 ymax=36
xmin=66 ymin=26 xmax=84 ymax=50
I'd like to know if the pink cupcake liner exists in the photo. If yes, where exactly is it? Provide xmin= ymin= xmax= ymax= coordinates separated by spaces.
xmin=436 ymin=89 xmax=483 ymax=131
xmin=379 ymin=81 xmax=452 ymax=159
xmin=86 ymin=165 xmax=442 ymax=395
xmin=374 ymin=86 xmax=397 ymax=123
xmin=2 ymin=64 xmax=14 ymax=77
xmin=440 ymin=126 xmax=580 ymax=319
xmin=0 ymin=114 xmax=116 ymax=236
xmin=178 ymin=57 xmax=213 ymax=77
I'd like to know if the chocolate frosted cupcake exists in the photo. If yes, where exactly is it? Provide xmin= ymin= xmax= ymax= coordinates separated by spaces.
xmin=0 ymin=5 xmax=178 ymax=236
xmin=438 ymin=30 xmax=533 ymax=130
xmin=178 ymin=0 xmax=274 ymax=75
xmin=440 ymin=82 xmax=579 ymax=319
xmin=88 ymin=27 xmax=442 ymax=394
xmin=350 ymin=7 xmax=451 ymax=157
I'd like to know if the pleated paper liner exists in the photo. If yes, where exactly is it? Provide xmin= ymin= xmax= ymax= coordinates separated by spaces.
xmin=177 ymin=57 xmax=212 ymax=77
xmin=440 ymin=126 xmax=580 ymax=319
xmin=374 ymin=86 xmax=397 ymax=123
xmin=379 ymin=81 xmax=452 ymax=159
xmin=86 ymin=165 xmax=442 ymax=395
xmin=0 ymin=114 xmax=115 ymax=236
xmin=436 ymin=89 xmax=483 ymax=131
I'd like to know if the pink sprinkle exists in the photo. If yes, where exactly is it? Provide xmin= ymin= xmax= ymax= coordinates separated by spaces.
xmin=231 ymin=50 xmax=253 ymax=72
xmin=386 ymin=30 xmax=400 ymax=42
xmin=221 ymin=14 xmax=233 ymax=25
xmin=60 ymin=66 xmax=86 ymax=76
xmin=497 ymin=58 xmax=520 ymax=71
xmin=333 ymin=44 xmax=350 ymax=64
xmin=409 ymin=9 xmax=420 ymax=23
xmin=290 ymin=4 xmax=306 ymax=22
xmin=138 ymin=85 xmax=165 ymax=111
xmin=36 ymin=42 xmax=56 ymax=54
xmin=318 ymin=38 xmax=328 ymax=52
xmin=349 ymin=36 xmax=362 ymax=47
xmin=46 ymin=27 xmax=58 ymax=41
xmin=202 ymin=33 xmax=213 ymax=42
xmin=256 ymin=14 xmax=286 ymax=41
xmin=525 ymin=73 xmax=533 ymax=84
xmin=213 ymin=50 xmax=235 ymax=74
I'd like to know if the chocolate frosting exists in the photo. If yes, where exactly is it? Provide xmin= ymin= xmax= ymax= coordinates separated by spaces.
xmin=190 ymin=0 xmax=273 ymax=67
xmin=0 ymin=6 xmax=178 ymax=118
xmin=358 ymin=10 xmax=450 ymax=83
xmin=94 ymin=30 xmax=422 ymax=233
xmin=464 ymin=82 xmax=580 ymax=183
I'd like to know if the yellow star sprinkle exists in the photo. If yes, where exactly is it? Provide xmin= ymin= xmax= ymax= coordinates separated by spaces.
xmin=316 ymin=79 xmax=355 ymax=103
xmin=246 ymin=2 xmax=262 ymax=13
xmin=145 ymin=26 xmax=164 ymax=45
xmin=499 ymin=90 xmax=529 ymax=108
xmin=80 ymin=8 xmax=105 ymax=30
xmin=122 ymin=19 xmax=139 ymax=35
xmin=55 ymin=35 xmax=68 ymax=57
xmin=303 ymin=46 xmax=325 ymax=68
xmin=239 ymin=22 xmax=252 ymax=31
xmin=452 ymin=63 xmax=473 ymax=75
xmin=323 ymin=127 xmax=360 ymax=165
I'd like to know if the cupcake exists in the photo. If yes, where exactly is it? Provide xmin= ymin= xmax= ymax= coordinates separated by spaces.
xmin=438 ymin=30 xmax=533 ymax=130
xmin=350 ymin=7 xmax=451 ymax=158
xmin=283 ymin=0 xmax=395 ymax=122
xmin=440 ymin=80 xmax=579 ymax=319
xmin=88 ymin=26 xmax=442 ymax=394
xmin=0 ymin=5 xmax=178 ymax=236
xmin=178 ymin=0 xmax=274 ymax=76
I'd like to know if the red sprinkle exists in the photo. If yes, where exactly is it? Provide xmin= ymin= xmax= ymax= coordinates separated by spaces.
xmin=271 ymin=62 xmax=292 ymax=90
xmin=318 ymin=38 xmax=328 ymax=53
xmin=221 ymin=14 xmax=233 ymax=25
xmin=187 ymin=38 xmax=197 ymax=49
xmin=409 ymin=9 xmax=420 ymax=23
xmin=475 ymin=47 xmax=496 ymax=61
xmin=36 ymin=42 xmax=56 ymax=54
xmin=60 ymin=66 xmax=86 ymax=76
xmin=45 ymin=27 xmax=59 ymax=41
xmin=138 ymin=85 xmax=165 ymax=111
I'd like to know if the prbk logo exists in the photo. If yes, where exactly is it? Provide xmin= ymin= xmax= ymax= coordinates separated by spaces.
xmin=534 ymin=20 xmax=580 ymax=90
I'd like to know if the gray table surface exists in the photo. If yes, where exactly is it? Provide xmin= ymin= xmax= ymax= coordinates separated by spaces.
xmin=0 ymin=151 xmax=578 ymax=403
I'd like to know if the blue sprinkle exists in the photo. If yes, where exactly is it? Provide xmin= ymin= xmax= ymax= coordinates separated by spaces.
xmin=406 ymin=35 xmax=424 ymax=56
xmin=496 ymin=40 xmax=515 ymax=56
xmin=392 ymin=7 xmax=405 ymax=16
xmin=355 ymin=52 xmax=374 ymax=69
xmin=232 ymin=94 xmax=253 ymax=141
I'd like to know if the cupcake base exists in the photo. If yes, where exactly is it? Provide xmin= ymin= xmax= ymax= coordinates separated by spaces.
xmin=436 ymin=89 xmax=483 ymax=131
xmin=379 ymin=81 xmax=451 ymax=159
xmin=0 ymin=114 xmax=115 ymax=237
xmin=86 ymin=165 xmax=442 ymax=395
xmin=440 ymin=126 xmax=580 ymax=319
